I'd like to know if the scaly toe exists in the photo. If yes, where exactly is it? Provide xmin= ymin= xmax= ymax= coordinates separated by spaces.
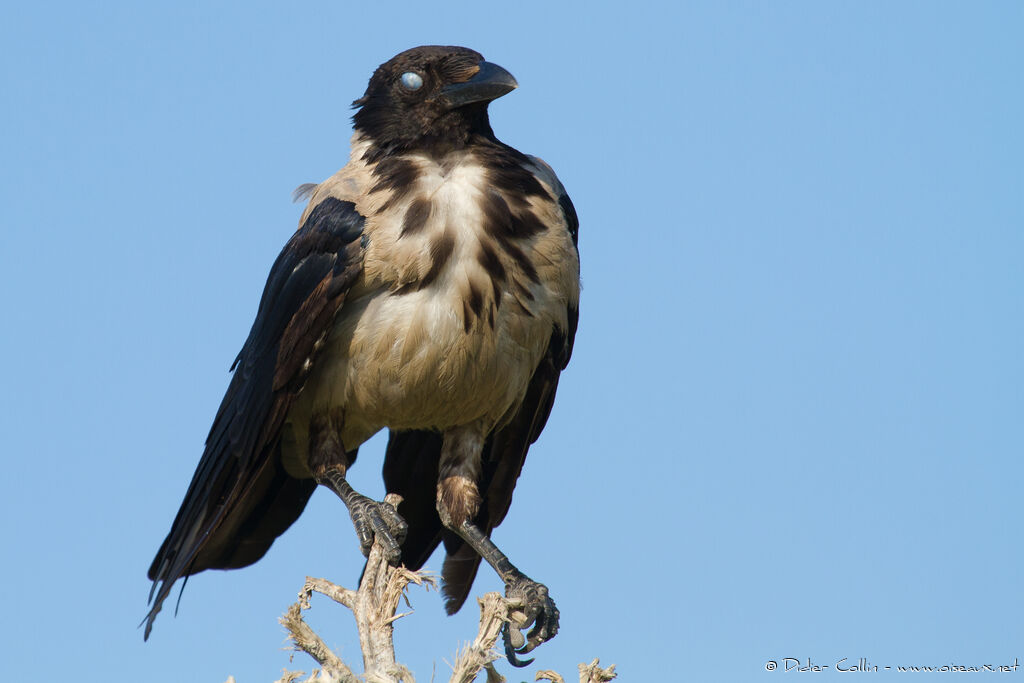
xmin=503 ymin=575 xmax=559 ymax=664
xmin=349 ymin=496 xmax=406 ymax=563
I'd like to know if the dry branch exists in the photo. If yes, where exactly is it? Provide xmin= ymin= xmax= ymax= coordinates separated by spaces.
xmin=250 ymin=493 xmax=615 ymax=683
xmin=577 ymin=660 xmax=617 ymax=683
xmin=449 ymin=592 xmax=512 ymax=683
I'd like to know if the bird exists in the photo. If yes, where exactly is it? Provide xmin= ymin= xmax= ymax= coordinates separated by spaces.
xmin=146 ymin=45 xmax=580 ymax=665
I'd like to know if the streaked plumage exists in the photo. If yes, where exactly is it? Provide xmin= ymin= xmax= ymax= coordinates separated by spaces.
xmin=147 ymin=46 xmax=579 ymax=662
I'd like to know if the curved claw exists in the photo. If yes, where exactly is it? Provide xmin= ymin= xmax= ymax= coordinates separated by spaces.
xmin=502 ymin=622 xmax=535 ymax=667
xmin=502 ymin=574 xmax=559 ymax=666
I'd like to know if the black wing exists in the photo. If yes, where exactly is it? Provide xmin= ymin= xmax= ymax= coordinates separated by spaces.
xmin=382 ymin=190 xmax=579 ymax=613
xmin=145 ymin=198 xmax=365 ymax=638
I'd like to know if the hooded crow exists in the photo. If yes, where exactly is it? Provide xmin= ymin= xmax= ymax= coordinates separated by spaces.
xmin=147 ymin=45 xmax=579 ymax=664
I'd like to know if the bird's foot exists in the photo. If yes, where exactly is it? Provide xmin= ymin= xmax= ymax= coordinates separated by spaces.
xmin=501 ymin=573 xmax=559 ymax=667
xmin=347 ymin=493 xmax=407 ymax=564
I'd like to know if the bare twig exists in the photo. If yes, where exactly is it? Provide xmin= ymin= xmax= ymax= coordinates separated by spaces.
xmin=277 ymin=494 xmax=434 ymax=683
xmin=534 ymin=671 xmax=564 ymax=683
xmin=279 ymin=599 xmax=359 ymax=683
xmin=449 ymin=592 xmax=513 ymax=683
xmin=577 ymin=660 xmax=617 ymax=683
xmin=243 ymin=491 xmax=616 ymax=683
xmin=271 ymin=670 xmax=333 ymax=683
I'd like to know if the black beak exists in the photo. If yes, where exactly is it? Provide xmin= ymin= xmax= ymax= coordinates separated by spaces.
xmin=439 ymin=61 xmax=518 ymax=109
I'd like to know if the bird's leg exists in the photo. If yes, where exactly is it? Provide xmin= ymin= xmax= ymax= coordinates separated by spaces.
xmin=437 ymin=427 xmax=559 ymax=666
xmin=309 ymin=410 xmax=406 ymax=564
xmin=452 ymin=519 xmax=560 ymax=666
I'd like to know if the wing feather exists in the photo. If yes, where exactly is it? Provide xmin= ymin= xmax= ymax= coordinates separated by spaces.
xmin=145 ymin=198 xmax=365 ymax=638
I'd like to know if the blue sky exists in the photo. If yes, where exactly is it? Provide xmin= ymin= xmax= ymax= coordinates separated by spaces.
xmin=2 ymin=2 xmax=1021 ymax=681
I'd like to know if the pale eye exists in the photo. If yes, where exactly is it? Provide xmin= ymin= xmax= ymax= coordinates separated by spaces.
xmin=400 ymin=71 xmax=424 ymax=90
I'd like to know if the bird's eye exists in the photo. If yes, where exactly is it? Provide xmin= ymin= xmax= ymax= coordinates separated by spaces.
xmin=400 ymin=71 xmax=424 ymax=91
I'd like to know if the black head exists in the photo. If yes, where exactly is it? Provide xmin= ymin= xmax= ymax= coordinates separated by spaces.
xmin=352 ymin=46 xmax=518 ymax=155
